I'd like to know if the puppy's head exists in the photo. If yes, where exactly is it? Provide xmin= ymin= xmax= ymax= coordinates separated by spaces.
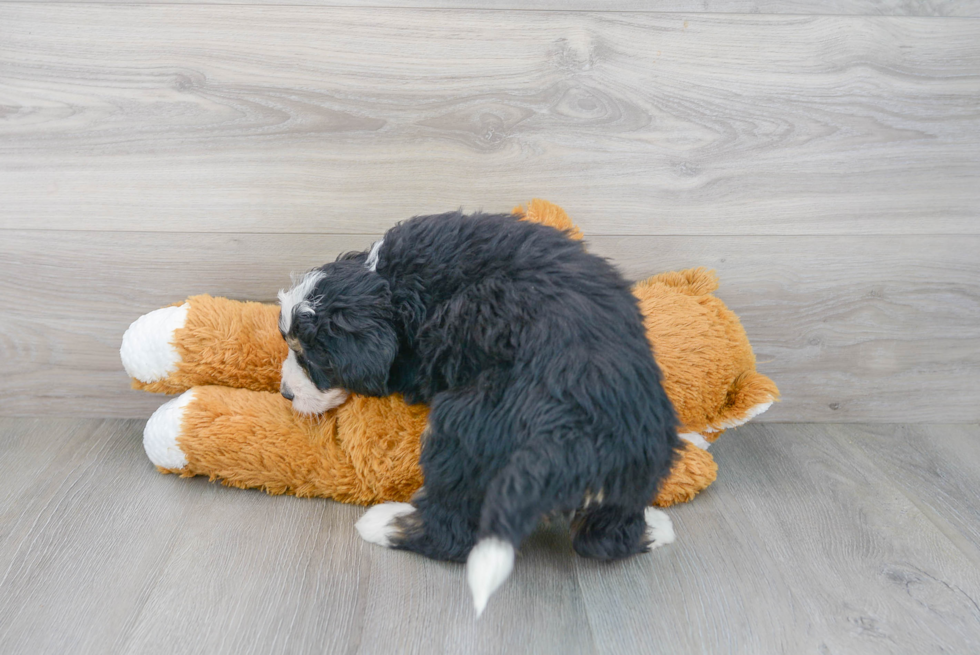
xmin=278 ymin=255 xmax=397 ymax=415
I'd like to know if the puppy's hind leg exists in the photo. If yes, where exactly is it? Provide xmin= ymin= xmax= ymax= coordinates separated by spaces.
xmin=358 ymin=418 xmax=484 ymax=563
xmin=384 ymin=487 xmax=483 ymax=562
xmin=571 ymin=504 xmax=675 ymax=560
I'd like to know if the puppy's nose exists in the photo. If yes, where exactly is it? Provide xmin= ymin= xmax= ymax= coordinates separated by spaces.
xmin=280 ymin=385 xmax=295 ymax=401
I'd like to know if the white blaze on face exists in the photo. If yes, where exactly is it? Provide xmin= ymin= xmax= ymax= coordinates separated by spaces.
xmin=277 ymin=269 xmax=347 ymax=414
xmin=281 ymin=350 xmax=348 ymax=415
xmin=278 ymin=270 xmax=326 ymax=334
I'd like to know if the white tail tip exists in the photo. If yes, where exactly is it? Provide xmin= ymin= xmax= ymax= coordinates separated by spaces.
xmin=466 ymin=537 xmax=515 ymax=618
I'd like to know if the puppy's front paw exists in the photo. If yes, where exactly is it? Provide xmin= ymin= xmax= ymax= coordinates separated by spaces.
xmin=355 ymin=502 xmax=415 ymax=548
xmin=644 ymin=507 xmax=676 ymax=549
xmin=121 ymin=304 xmax=189 ymax=383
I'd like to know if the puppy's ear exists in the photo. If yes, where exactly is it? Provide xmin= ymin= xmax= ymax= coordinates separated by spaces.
xmin=325 ymin=322 xmax=398 ymax=396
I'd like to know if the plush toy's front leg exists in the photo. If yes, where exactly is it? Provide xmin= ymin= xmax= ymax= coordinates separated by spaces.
xmin=143 ymin=385 xmax=427 ymax=504
xmin=122 ymin=295 xmax=285 ymax=395
xmin=653 ymin=442 xmax=717 ymax=507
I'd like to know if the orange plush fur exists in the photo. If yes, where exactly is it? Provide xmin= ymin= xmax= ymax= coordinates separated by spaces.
xmin=130 ymin=200 xmax=777 ymax=506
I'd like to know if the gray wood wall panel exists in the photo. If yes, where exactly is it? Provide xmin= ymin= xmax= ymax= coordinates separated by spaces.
xmin=3 ymin=420 xmax=980 ymax=653
xmin=2 ymin=5 xmax=977 ymax=419
xmin=12 ymin=1 xmax=979 ymax=17
xmin=2 ymin=231 xmax=978 ymax=421
xmin=2 ymin=7 xmax=978 ymax=235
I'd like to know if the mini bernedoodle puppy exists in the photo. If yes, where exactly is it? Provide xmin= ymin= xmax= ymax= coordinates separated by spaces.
xmin=278 ymin=211 xmax=680 ymax=615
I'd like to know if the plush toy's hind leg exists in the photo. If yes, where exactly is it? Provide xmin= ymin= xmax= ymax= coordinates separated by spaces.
xmin=143 ymin=385 xmax=423 ymax=505
xmin=122 ymin=295 xmax=285 ymax=394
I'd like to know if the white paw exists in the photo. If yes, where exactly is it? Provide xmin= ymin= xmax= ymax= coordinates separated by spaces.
xmin=644 ymin=507 xmax=676 ymax=550
xmin=143 ymin=389 xmax=194 ymax=470
xmin=467 ymin=537 xmax=515 ymax=618
xmin=355 ymin=502 xmax=414 ymax=548
xmin=120 ymin=304 xmax=189 ymax=383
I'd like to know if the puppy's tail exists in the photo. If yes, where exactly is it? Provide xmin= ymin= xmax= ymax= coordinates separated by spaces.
xmin=466 ymin=535 xmax=515 ymax=618
xmin=467 ymin=446 xmax=560 ymax=617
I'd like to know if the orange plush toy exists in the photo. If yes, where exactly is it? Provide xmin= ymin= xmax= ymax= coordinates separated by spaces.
xmin=120 ymin=200 xmax=777 ymax=507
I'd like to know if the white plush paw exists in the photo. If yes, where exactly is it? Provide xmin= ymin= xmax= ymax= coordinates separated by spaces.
xmin=143 ymin=389 xmax=194 ymax=470
xmin=120 ymin=304 xmax=189 ymax=383
xmin=644 ymin=507 xmax=676 ymax=550
xmin=355 ymin=502 xmax=415 ymax=548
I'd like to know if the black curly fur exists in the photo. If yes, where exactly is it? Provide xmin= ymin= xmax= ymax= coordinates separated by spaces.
xmin=285 ymin=211 xmax=680 ymax=562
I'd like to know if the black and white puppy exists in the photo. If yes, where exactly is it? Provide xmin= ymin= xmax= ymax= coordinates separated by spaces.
xmin=278 ymin=211 xmax=680 ymax=615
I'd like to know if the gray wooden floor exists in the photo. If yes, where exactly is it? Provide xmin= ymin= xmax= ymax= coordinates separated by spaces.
xmin=1 ymin=419 xmax=978 ymax=654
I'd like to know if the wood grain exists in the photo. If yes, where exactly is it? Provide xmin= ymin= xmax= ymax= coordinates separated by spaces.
xmin=3 ymin=420 xmax=980 ymax=654
xmin=3 ymin=230 xmax=978 ymax=421
xmin=574 ymin=423 xmax=980 ymax=654
xmin=0 ymin=419 xmax=195 ymax=654
xmin=2 ymin=6 xmax=978 ymax=235
xmin=12 ymin=0 xmax=979 ymax=16
xmin=836 ymin=424 xmax=980 ymax=569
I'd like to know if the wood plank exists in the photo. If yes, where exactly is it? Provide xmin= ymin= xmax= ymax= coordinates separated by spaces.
xmin=576 ymin=423 xmax=980 ymax=654
xmin=0 ymin=418 xmax=370 ymax=654
xmin=2 ymin=7 xmax=979 ymax=235
xmin=835 ymin=424 xmax=980 ymax=569
xmin=117 ymin=484 xmax=371 ymax=654
xmin=13 ymin=0 xmax=979 ymax=17
xmin=2 ymin=230 xmax=978 ymax=421
xmin=0 ymin=419 xmax=194 ymax=653
xmin=4 ymin=420 xmax=980 ymax=653
xmin=350 ymin=521 xmax=599 ymax=655
xmin=0 ymin=419 xmax=108 ymax=541
xmin=0 ymin=418 xmax=599 ymax=655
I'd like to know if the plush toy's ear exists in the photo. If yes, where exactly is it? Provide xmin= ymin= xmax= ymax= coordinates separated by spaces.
xmin=513 ymin=199 xmax=584 ymax=241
